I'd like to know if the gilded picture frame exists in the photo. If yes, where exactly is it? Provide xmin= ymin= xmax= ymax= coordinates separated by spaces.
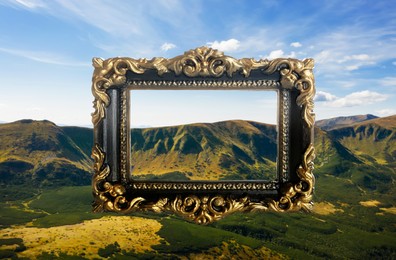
xmin=91 ymin=47 xmax=316 ymax=224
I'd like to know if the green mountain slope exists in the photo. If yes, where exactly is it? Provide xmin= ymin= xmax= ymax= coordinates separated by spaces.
xmin=0 ymin=116 xmax=396 ymax=259
xmin=62 ymin=126 xmax=93 ymax=158
xmin=329 ymin=115 xmax=396 ymax=166
xmin=131 ymin=120 xmax=277 ymax=181
xmin=1 ymin=115 xmax=395 ymax=192
xmin=0 ymin=120 xmax=92 ymax=186
xmin=314 ymin=126 xmax=361 ymax=177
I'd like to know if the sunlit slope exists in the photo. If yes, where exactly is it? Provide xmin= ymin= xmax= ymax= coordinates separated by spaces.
xmin=131 ymin=120 xmax=278 ymax=180
xmin=0 ymin=120 xmax=91 ymax=186
xmin=61 ymin=126 xmax=93 ymax=159
xmin=315 ymin=115 xmax=396 ymax=194
xmin=329 ymin=115 xmax=396 ymax=166
xmin=314 ymin=126 xmax=361 ymax=177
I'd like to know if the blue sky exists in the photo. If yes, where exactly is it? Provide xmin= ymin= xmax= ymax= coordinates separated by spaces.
xmin=0 ymin=0 xmax=395 ymax=127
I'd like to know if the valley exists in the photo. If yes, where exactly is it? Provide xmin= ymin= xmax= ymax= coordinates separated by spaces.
xmin=0 ymin=114 xmax=395 ymax=258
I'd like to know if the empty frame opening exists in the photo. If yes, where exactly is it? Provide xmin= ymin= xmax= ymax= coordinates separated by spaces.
xmin=130 ymin=90 xmax=278 ymax=181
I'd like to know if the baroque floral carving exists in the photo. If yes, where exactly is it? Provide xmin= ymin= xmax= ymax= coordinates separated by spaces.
xmin=92 ymin=142 xmax=315 ymax=224
xmin=92 ymin=144 xmax=144 ymax=213
xmin=92 ymin=46 xmax=315 ymax=127
xmin=151 ymin=196 xmax=249 ymax=224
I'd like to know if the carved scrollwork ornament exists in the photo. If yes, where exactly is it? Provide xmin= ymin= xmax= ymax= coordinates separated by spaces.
xmin=146 ymin=195 xmax=250 ymax=224
xmin=91 ymin=46 xmax=315 ymax=127
xmin=91 ymin=144 xmax=144 ymax=213
xmin=92 ymin=144 xmax=315 ymax=223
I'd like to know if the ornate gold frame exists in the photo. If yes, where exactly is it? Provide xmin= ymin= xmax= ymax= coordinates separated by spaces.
xmin=91 ymin=47 xmax=315 ymax=224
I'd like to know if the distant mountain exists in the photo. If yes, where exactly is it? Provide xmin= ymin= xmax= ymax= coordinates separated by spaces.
xmin=316 ymin=114 xmax=378 ymax=131
xmin=131 ymin=120 xmax=277 ymax=181
xmin=0 ymin=119 xmax=92 ymax=186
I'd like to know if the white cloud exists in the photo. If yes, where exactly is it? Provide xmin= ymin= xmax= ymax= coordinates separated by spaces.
xmin=308 ymin=22 xmax=396 ymax=76
xmin=290 ymin=42 xmax=302 ymax=48
xmin=315 ymin=91 xmax=337 ymax=102
xmin=340 ymin=54 xmax=370 ymax=62
xmin=268 ymin=49 xmax=284 ymax=59
xmin=207 ymin=39 xmax=240 ymax=52
xmin=334 ymin=81 xmax=356 ymax=88
xmin=339 ymin=53 xmax=374 ymax=71
xmin=379 ymin=77 xmax=396 ymax=87
xmin=316 ymin=90 xmax=388 ymax=108
xmin=393 ymin=61 xmax=396 ymax=66
xmin=161 ymin=43 xmax=176 ymax=51
xmin=330 ymin=90 xmax=388 ymax=107
xmin=0 ymin=47 xmax=89 ymax=66
xmin=3 ymin=0 xmax=46 ymax=9
xmin=345 ymin=65 xmax=359 ymax=71
xmin=376 ymin=109 xmax=396 ymax=116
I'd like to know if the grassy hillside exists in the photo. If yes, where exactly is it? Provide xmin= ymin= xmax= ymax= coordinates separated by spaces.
xmin=0 ymin=116 xmax=395 ymax=258
xmin=62 ymin=126 xmax=93 ymax=160
xmin=329 ymin=115 xmax=396 ymax=166
xmin=0 ymin=120 xmax=92 ymax=186
xmin=314 ymin=126 xmax=361 ymax=178
xmin=131 ymin=120 xmax=277 ymax=181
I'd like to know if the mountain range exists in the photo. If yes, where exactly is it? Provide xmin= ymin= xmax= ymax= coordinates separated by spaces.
xmin=131 ymin=120 xmax=277 ymax=181
xmin=1 ymin=114 xmax=395 ymax=258
xmin=0 ymin=115 xmax=395 ymax=193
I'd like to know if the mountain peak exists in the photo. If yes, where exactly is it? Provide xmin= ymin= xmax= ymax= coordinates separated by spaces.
xmin=8 ymin=119 xmax=57 ymax=126
xmin=316 ymin=114 xmax=379 ymax=131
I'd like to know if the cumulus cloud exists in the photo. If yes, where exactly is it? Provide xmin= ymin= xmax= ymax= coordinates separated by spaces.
xmin=268 ymin=49 xmax=284 ymax=59
xmin=290 ymin=42 xmax=302 ymax=48
xmin=376 ymin=109 xmax=396 ymax=116
xmin=207 ymin=39 xmax=240 ymax=52
xmin=316 ymin=90 xmax=388 ymax=107
xmin=338 ymin=53 xmax=374 ymax=71
xmin=315 ymin=91 xmax=337 ymax=102
xmin=330 ymin=90 xmax=388 ymax=107
xmin=161 ymin=42 xmax=176 ymax=51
